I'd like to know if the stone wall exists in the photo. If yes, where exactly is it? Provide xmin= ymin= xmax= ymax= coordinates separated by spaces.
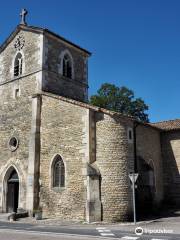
xmin=161 ymin=130 xmax=180 ymax=205
xmin=0 ymin=29 xmax=42 ymax=84
xmin=95 ymin=113 xmax=132 ymax=222
xmin=42 ymin=33 xmax=89 ymax=102
xmin=0 ymin=75 xmax=39 ymax=212
xmin=1 ymin=25 xmax=175 ymax=221
xmin=136 ymin=125 xmax=163 ymax=208
xmin=40 ymin=95 xmax=88 ymax=220
xmin=0 ymin=29 xmax=41 ymax=212
xmin=39 ymin=93 xmax=136 ymax=222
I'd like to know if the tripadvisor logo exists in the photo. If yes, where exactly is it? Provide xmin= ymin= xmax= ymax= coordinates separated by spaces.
xmin=135 ymin=227 xmax=143 ymax=235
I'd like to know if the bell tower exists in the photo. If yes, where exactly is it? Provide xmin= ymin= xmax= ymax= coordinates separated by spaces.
xmin=41 ymin=30 xmax=91 ymax=102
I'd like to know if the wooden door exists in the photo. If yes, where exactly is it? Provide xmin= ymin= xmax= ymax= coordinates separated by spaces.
xmin=7 ymin=182 xmax=19 ymax=213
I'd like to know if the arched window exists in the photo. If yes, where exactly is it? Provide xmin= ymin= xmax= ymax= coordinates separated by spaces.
xmin=53 ymin=155 xmax=65 ymax=187
xmin=63 ymin=54 xmax=72 ymax=78
xmin=14 ymin=53 xmax=23 ymax=77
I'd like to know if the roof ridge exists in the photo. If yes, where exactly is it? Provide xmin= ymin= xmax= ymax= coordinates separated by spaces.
xmin=0 ymin=24 xmax=91 ymax=55
xmin=33 ymin=91 xmax=135 ymax=121
xmin=33 ymin=92 xmax=162 ymax=131
xmin=152 ymin=118 xmax=180 ymax=124
xmin=151 ymin=118 xmax=180 ymax=131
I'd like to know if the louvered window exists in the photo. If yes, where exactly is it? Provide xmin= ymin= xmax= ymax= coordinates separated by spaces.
xmin=63 ymin=54 xmax=72 ymax=79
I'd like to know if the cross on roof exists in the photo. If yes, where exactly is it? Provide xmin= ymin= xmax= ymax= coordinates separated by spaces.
xmin=20 ymin=9 xmax=28 ymax=25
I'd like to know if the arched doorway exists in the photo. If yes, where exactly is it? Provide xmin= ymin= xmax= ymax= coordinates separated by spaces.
xmin=136 ymin=157 xmax=156 ymax=215
xmin=6 ymin=169 xmax=19 ymax=213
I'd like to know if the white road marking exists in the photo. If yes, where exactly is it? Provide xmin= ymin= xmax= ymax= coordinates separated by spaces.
xmin=120 ymin=237 xmax=139 ymax=240
xmin=98 ymin=229 xmax=111 ymax=232
xmin=96 ymin=227 xmax=115 ymax=236
xmin=100 ymin=233 xmax=115 ymax=236
xmin=151 ymin=239 xmax=166 ymax=240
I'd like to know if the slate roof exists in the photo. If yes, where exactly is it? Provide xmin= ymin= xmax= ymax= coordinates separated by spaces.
xmin=151 ymin=119 xmax=180 ymax=131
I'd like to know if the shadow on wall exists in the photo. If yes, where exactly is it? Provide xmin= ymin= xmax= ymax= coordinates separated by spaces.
xmin=161 ymin=131 xmax=180 ymax=207
xmin=136 ymin=156 xmax=156 ymax=217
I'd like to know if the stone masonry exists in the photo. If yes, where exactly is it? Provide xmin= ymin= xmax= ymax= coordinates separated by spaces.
xmin=0 ymin=20 xmax=180 ymax=222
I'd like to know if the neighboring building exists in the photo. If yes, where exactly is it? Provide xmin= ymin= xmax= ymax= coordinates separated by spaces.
xmin=0 ymin=11 xmax=180 ymax=222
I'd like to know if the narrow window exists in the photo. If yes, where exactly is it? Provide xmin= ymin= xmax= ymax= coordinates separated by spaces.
xmin=129 ymin=130 xmax=132 ymax=140
xmin=63 ymin=54 xmax=72 ymax=78
xmin=15 ymin=88 xmax=20 ymax=99
xmin=127 ymin=127 xmax=133 ymax=143
xmin=14 ymin=53 xmax=23 ymax=77
xmin=53 ymin=155 xmax=65 ymax=187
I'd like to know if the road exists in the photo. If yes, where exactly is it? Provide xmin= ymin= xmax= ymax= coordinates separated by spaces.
xmin=0 ymin=221 xmax=180 ymax=240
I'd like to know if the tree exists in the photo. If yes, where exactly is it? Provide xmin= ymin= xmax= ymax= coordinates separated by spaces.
xmin=90 ymin=83 xmax=149 ymax=122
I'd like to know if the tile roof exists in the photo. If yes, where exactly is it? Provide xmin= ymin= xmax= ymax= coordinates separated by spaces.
xmin=151 ymin=119 xmax=180 ymax=131
xmin=32 ymin=92 xmax=168 ymax=132
xmin=32 ymin=92 xmax=180 ymax=132
xmin=33 ymin=92 xmax=136 ymax=121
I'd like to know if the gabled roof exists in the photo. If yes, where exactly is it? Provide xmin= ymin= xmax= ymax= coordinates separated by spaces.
xmin=39 ymin=91 xmax=180 ymax=132
xmin=151 ymin=119 xmax=180 ymax=131
xmin=32 ymin=91 xmax=161 ymax=132
xmin=0 ymin=24 xmax=91 ymax=55
xmin=33 ymin=91 xmax=135 ymax=121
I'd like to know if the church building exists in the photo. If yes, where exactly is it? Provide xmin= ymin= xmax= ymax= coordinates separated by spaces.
xmin=0 ymin=10 xmax=180 ymax=222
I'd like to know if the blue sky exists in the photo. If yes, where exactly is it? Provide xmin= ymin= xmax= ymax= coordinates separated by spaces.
xmin=0 ymin=0 xmax=180 ymax=122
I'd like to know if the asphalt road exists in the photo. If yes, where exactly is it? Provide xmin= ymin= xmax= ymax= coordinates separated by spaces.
xmin=0 ymin=221 xmax=180 ymax=240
